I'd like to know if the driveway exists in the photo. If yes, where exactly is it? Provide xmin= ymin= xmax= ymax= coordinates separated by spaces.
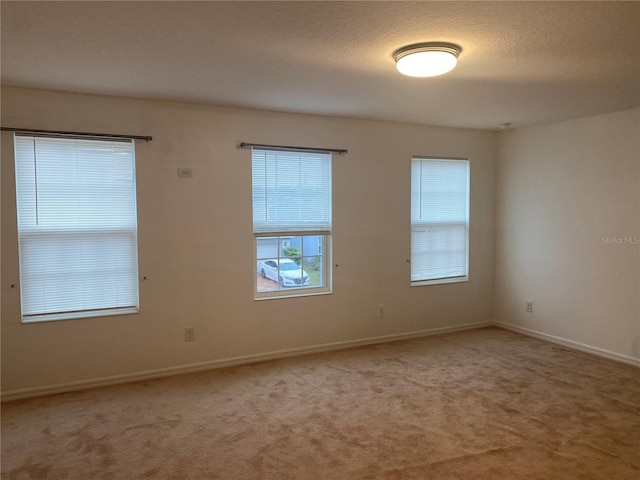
xmin=256 ymin=275 xmax=277 ymax=291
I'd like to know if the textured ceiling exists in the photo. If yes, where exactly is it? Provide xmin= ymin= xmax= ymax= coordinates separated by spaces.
xmin=1 ymin=1 xmax=639 ymax=130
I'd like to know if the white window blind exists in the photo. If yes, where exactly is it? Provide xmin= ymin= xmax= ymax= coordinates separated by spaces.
xmin=252 ymin=149 xmax=332 ymax=235
xmin=411 ymin=157 xmax=469 ymax=283
xmin=14 ymin=135 xmax=139 ymax=322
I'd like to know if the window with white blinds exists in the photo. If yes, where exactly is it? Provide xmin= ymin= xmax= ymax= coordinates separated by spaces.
xmin=251 ymin=148 xmax=331 ymax=297
xmin=411 ymin=157 xmax=469 ymax=284
xmin=14 ymin=135 xmax=139 ymax=322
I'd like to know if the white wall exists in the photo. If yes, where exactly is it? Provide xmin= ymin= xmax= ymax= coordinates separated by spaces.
xmin=495 ymin=108 xmax=640 ymax=362
xmin=1 ymin=86 xmax=496 ymax=396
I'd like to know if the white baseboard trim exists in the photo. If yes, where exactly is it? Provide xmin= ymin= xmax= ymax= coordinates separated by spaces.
xmin=494 ymin=322 xmax=640 ymax=368
xmin=1 ymin=321 xmax=492 ymax=402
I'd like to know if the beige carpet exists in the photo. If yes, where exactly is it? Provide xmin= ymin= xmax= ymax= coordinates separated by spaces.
xmin=2 ymin=327 xmax=639 ymax=479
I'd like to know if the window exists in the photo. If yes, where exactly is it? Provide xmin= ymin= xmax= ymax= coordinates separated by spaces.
xmin=252 ymin=148 xmax=331 ymax=298
xmin=14 ymin=135 xmax=139 ymax=322
xmin=411 ymin=157 xmax=469 ymax=285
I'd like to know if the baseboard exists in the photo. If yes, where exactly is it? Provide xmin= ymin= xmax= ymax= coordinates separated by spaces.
xmin=1 ymin=321 xmax=492 ymax=402
xmin=494 ymin=322 xmax=640 ymax=367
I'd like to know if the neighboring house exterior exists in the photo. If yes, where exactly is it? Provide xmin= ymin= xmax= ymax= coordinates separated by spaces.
xmin=256 ymin=235 xmax=322 ymax=260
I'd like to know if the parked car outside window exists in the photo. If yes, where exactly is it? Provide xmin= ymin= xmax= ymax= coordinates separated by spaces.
xmin=257 ymin=258 xmax=310 ymax=288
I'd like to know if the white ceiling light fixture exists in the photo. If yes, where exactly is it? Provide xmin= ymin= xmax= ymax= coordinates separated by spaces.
xmin=393 ymin=42 xmax=462 ymax=77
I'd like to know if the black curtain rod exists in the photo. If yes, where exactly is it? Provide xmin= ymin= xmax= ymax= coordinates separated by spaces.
xmin=1 ymin=127 xmax=152 ymax=142
xmin=240 ymin=142 xmax=347 ymax=155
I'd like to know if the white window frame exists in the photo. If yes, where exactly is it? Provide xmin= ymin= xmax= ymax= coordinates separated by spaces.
xmin=13 ymin=134 xmax=140 ymax=322
xmin=411 ymin=156 xmax=470 ymax=286
xmin=251 ymin=148 xmax=332 ymax=300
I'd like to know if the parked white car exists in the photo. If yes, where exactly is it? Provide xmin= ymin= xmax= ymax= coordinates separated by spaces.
xmin=257 ymin=258 xmax=310 ymax=288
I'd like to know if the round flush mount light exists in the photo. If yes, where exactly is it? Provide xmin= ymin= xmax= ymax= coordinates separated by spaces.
xmin=393 ymin=42 xmax=462 ymax=77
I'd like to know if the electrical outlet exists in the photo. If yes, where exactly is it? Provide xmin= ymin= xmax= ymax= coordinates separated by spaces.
xmin=185 ymin=327 xmax=195 ymax=342
xmin=378 ymin=304 xmax=385 ymax=318
xmin=526 ymin=301 xmax=533 ymax=313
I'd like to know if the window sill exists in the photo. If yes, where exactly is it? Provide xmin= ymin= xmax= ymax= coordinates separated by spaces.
xmin=254 ymin=287 xmax=332 ymax=301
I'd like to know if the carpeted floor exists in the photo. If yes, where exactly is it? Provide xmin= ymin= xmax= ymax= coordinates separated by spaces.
xmin=1 ymin=327 xmax=639 ymax=479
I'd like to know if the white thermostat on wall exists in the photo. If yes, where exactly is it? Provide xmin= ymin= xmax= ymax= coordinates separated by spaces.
xmin=177 ymin=168 xmax=193 ymax=178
